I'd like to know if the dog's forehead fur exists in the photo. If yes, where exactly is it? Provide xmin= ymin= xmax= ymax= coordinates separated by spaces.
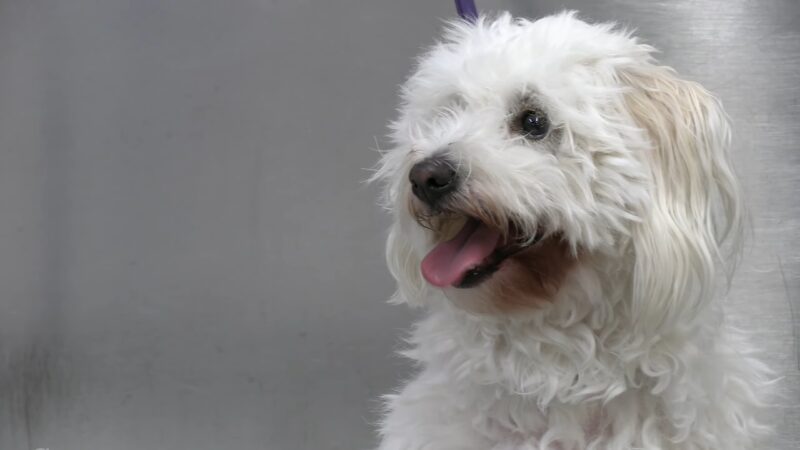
xmin=399 ymin=12 xmax=641 ymax=120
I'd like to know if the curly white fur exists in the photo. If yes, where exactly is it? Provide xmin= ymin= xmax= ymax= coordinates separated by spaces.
xmin=372 ymin=12 xmax=772 ymax=450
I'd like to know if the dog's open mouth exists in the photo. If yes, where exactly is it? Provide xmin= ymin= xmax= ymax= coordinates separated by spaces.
xmin=420 ymin=217 xmax=544 ymax=289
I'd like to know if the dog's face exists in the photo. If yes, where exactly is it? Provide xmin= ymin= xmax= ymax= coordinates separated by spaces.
xmin=375 ymin=13 xmax=742 ymax=322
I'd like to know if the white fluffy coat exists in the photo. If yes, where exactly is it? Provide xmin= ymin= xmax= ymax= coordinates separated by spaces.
xmin=372 ymin=12 xmax=771 ymax=450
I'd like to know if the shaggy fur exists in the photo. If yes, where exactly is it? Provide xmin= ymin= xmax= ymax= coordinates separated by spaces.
xmin=372 ymin=12 xmax=771 ymax=450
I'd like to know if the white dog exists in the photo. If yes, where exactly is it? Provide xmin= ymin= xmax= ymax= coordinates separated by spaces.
xmin=371 ymin=12 xmax=772 ymax=450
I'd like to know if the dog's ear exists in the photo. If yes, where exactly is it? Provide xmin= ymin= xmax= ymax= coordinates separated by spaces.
xmin=385 ymin=222 xmax=428 ymax=307
xmin=620 ymin=63 xmax=744 ymax=337
xmin=371 ymin=150 xmax=429 ymax=308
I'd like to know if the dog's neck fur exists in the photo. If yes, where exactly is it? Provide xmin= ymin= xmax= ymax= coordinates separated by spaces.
xmin=409 ymin=260 xmax=651 ymax=403
xmin=399 ymin=258 xmax=767 ymax=449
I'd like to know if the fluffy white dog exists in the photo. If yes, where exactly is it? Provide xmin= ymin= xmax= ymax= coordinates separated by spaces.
xmin=371 ymin=11 xmax=772 ymax=450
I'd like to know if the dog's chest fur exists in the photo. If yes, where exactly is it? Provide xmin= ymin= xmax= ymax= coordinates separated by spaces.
xmin=402 ymin=284 xmax=633 ymax=448
xmin=387 ymin=270 xmax=767 ymax=450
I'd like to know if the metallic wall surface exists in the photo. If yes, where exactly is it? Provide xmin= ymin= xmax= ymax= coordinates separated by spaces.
xmin=0 ymin=0 xmax=796 ymax=449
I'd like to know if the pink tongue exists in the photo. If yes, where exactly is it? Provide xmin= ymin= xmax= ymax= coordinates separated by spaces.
xmin=421 ymin=219 xmax=502 ymax=287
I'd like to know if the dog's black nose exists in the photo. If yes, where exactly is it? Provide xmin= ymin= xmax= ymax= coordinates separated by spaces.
xmin=409 ymin=156 xmax=458 ymax=207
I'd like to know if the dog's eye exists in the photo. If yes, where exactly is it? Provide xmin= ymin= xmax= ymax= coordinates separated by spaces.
xmin=519 ymin=109 xmax=549 ymax=139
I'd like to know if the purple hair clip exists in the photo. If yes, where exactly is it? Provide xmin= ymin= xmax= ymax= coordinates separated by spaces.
xmin=455 ymin=0 xmax=478 ymax=22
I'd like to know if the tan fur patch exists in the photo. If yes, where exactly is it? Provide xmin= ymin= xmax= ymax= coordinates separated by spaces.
xmin=486 ymin=235 xmax=578 ymax=312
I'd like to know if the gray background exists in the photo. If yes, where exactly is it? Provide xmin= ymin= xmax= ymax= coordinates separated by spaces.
xmin=0 ymin=0 xmax=797 ymax=449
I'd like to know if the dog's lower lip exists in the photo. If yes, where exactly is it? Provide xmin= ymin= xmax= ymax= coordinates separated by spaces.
xmin=453 ymin=228 xmax=543 ymax=289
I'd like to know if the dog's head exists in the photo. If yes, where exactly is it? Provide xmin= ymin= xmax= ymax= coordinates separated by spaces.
xmin=373 ymin=12 xmax=742 ymax=332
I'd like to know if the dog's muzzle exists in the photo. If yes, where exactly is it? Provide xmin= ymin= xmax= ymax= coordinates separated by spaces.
xmin=408 ymin=155 xmax=459 ymax=208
